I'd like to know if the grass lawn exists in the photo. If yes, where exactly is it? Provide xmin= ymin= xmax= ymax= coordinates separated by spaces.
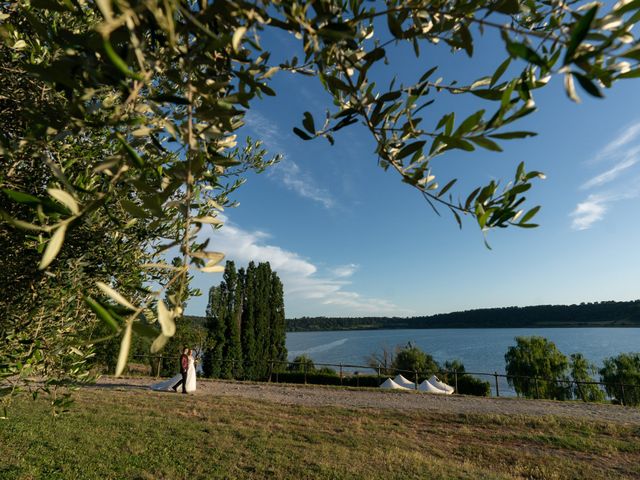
xmin=1 ymin=387 xmax=639 ymax=479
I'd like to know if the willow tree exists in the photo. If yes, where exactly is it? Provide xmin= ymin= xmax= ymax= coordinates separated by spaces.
xmin=2 ymin=0 xmax=640 ymax=401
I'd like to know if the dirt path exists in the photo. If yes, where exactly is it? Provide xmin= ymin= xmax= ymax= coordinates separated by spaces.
xmin=95 ymin=377 xmax=640 ymax=425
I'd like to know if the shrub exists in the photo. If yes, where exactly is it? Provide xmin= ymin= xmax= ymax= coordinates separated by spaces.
xmin=287 ymin=354 xmax=315 ymax=372
xmin=392 ymin=344 xmax=440 ymax=376
xmin=455 ymin=375 xmax=491 ymax=396
xmin=570 ymin=353 xmax=605 ymax=402
xmin=505 ymin=336 xmax=571 ymax=400
xmin=600 ymin=353 xmax=640 ymax=406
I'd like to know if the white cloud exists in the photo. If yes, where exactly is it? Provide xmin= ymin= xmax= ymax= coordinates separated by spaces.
xmin=273 ymin=159 xmax=335 ymax=208
xmin=594 ymin=122 xmax=640 ymax=162
xmin=572 ymin=121 xmax=640 ymax=230
xmin=570 ymin=195 xmax=608 ymax=230
xmin=244 ymin=111 xmax=335 ymax=209
xmin=330 ymin=263 xmax=359 ymax=278
xmin=581 ymin=150 xmax=640 ymax=190
xmin=198 ymin=217 xmax=409 ymax=316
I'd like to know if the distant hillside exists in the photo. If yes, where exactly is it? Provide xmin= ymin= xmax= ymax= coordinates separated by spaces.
xmin=286 ymin=300 xmax=640 ymax=332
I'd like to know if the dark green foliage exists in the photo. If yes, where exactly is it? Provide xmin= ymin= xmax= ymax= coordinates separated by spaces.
xmin=505 ymin=336 xmax=571 ymax=400
xmin=204 ymin=261 xmax=287 ymax=380
xmin=269 ymin=273 xmax=287 ymax=364
xmin=442 ymin=360 xmax=490 ymax=396
xmin=392 ymin=344 xmax=440 ymax=376
xmin=286 ymin=300 xmax=640 ymax=331
xmin=599 ymin=353 xmax=640 ymax=406
xmin=240 ymin=262 xmax=257 ymax=378
xmin=453 ymin=375 xmax=491 ymax=397
xmin=570 ymin=353 xmax=605 ymax=403
xmin=287 ymin=355 xmax=316 ymax=372
xmin=221 ymin=262 xmax=243 ymax=379
xmin=202 ymin=286 xmax=225 ymax=378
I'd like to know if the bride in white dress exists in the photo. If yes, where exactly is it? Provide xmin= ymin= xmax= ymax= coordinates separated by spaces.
xmin=151 ymin=349 xmax=197 ymax=393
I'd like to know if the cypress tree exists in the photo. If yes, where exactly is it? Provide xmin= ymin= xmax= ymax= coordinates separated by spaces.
xmin=221 ymin=261 xmax=243 ymax=379
xmin=206 ymin=261 xmax=286 ymax=380
xmin=241 ymin=261 xmax=257 ymax=379
xmin=269 ymin=271 xmax=287 ymax=364
xmin=203 ymin=284 xmax=226 ymax=378
xmin=256 ymin=262 xmax=270 ymax=376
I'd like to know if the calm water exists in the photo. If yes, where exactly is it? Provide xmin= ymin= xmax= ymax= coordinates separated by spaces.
xmin=285 ymin=328 xmax=640 ymax=395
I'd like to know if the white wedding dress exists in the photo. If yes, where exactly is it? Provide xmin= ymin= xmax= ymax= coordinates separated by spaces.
xmin=151 ymin=355 xmax=196 ymax=393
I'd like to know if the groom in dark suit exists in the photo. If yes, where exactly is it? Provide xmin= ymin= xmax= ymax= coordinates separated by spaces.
xmin=172 ymin=347 xmax=189 ymax=394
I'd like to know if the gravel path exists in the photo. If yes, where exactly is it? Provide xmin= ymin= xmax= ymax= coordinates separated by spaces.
xmin=95 ymin=377 xmax=640 ymax=425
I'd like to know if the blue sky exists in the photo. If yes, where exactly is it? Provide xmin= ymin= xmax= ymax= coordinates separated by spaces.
xmin=186 ymin=22 xmax=640 ymax=318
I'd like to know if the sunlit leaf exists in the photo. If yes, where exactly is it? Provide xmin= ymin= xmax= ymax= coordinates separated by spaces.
xmin=157 ymin=299 xmax=176 ymax=337
xmin=150 ymin=333 xmax=170 ymax=354
xmin=232 ymin=26 xmax=247 ymax=52
xmin=96 ymin=281 xmax=136 ymax=310
xmin=115 ymin=322 xmax=132 ymax=377
xmin=47 ymin=188 xmax=79 ymax=215
xmin=39 ymin=223 xmax=67 ymax=270
xmin=85 ymin=296 xmax=120 ymax=332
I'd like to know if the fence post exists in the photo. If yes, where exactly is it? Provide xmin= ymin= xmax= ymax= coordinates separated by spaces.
xmin=414 ymin=370 xmax=418 ymax=390
xmin=156 ymin=356 xmax=161 ymax=378
xmin=535 ymin=377 xmax=540 ymax=399
xmin=377 ymin=364 xmax=381 ymax=386
xmin=454 ymin=371 xmax=458 ymax=394
xmin=620 ymin=383 xmax=626 ymax=406
xmin=340 ymin=363 xmax=343 ymax=386
xmin=304 ymin=361 xmax=307 ymax=385
xmin=494 ymin=372 xmax=499 ymax=397
xmin=268 ymin=361 xmax=273 ymax=383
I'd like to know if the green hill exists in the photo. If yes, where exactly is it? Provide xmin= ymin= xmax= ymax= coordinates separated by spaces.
xmin=286 ymin=300 xmax=640 ymax=331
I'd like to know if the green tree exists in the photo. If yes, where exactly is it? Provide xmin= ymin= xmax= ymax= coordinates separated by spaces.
xmin=221 ymin=261 xmax=243 ymax=379
xmin=392 ymin=344 xmax=440 ymax=376
xmin=600 ymin=353 xmax=640 ymax=406
xmin=288 ymin=355 xmax=316 ymax=373
xmin=269 ymin=272 xmax=287 ymax=365
xmin=240 ymin=262 xmax=258 ymax=379
xmin=504 ymin=336 xmax=571 ymax=400
xmin=203 ymin=285 xmax=225 ymax=378
xmin=569 ymin=353 xmax=605 ymax=403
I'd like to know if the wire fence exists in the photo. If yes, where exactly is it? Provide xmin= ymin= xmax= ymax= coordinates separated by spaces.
xmin=129 ymin=355 xmax=639 ymax=406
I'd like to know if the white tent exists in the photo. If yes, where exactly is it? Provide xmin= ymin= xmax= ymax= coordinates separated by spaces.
xmin=418 ymin=379 xmax=449 ymax=394
xmin=380 ymin=378 xmax=410 ymax=390
xmin=428 ymin=375 xmax=455 ymax=394
xmin=393 ymin=374 xmax=416 ymax=390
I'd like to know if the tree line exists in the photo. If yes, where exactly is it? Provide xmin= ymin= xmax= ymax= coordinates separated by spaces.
xmin=202 ymin=261 xmax=287 ymax=380
xmin=286 ymin=300 xmax=640 ymax=331
xmin=505 ymin=336 xmax=640 ymax=406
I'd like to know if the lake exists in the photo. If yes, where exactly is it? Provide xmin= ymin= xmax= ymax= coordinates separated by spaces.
xmin=285 ymin=328 xmax=640 ymax=395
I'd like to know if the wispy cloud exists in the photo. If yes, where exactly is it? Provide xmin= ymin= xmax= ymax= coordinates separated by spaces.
xmin=594 ymin=123 xmax=640 ymax=163
xmin=570 ymin=194 xmax=608 ymax=230
xmin=201 ymin=216 xmax=410 ymax=316
xmin=330 ymin=264 xmax=359 ymax=278
xmin=572 ymin=121 xmax=640 ymax=230
xmin=581 ymin=146 xmax=640 ymax=190
xmin=244 ymin=111 xmax=335 ymax=209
